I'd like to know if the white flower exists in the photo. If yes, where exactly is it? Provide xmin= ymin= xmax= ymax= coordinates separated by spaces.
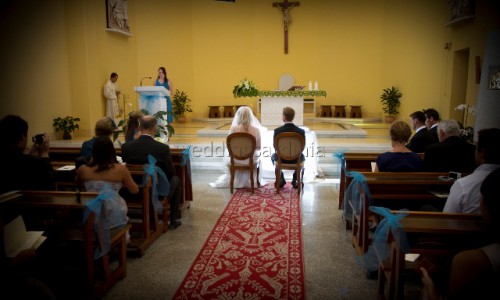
xmin=454 ymin=104 xmax=468 ymax=111
xmin=467 ymin=106 xmax=476 ymax=115
xmin=154 ymin=137 xmax=167 ymax=144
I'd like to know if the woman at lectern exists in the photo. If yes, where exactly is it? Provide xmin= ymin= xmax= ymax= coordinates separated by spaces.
xmin=154 ymin=67 xmax=174 ymax=124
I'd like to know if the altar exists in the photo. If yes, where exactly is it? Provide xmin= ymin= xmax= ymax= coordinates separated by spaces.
xmin=258 ymin=90 xmax=327 ymax=126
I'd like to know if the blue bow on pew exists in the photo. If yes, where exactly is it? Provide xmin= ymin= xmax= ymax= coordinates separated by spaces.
xmin=143 ymin=154 xmax=170 ymax=212
xmin=363 ymin=206 xmax=410 ymax=272
xmin=83 ymin=184 xmax=117 ymax=259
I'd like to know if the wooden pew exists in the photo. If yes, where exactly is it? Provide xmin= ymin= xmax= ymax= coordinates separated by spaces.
xmin=338 ymin=152 xmax=424 ymax=210
xmin=49 ymin=146 xmax=193 ymax=206
xmin=7 ymin=190 xmax=130 ymax=299
xmin=347 ymin=172 xmax=452 ymax=256
xmin=372 ymin=210 xmax=488 ymax=300
xmin=120 ymin=166 xmax=167 ymax=257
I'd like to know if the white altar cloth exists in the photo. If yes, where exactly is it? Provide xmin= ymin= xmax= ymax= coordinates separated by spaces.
xmin=260 ymin=96 xmax=303 ymax=126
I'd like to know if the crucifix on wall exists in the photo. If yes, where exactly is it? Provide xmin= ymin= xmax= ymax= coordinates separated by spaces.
xmin=273 ymin=0 xmax=300 ymax=54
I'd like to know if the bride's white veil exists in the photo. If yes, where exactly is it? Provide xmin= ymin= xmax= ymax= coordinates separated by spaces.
xmin=231 ymin=106 xmax=264 ymax=130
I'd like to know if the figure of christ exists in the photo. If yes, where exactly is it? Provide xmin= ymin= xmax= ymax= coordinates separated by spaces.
xmin=273 ymin=0 xmax=300 ymax=54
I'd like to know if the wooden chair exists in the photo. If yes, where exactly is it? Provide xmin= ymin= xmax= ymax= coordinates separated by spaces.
xmin=273 ymin=132 xmax=305 ymax=194
xmin=226 ymin=132 xmax=260 ymax=194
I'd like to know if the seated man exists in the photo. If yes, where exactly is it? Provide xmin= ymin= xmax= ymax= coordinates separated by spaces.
xmin=443 ymin=128 xmax=500 ymax=213
xmin=121 ymin=115 xmax=182 ymax=228
xmin=79 ymin=116 xmax=115 ymax=164
xmin=423 ymin=119 xmax=476 ymax=173
xmin=271 ymin=107 xmax=305 ymax=189
xmin=424 ymin=108 xmax=440 ymax=144
xmin=406 ymin=111 xmax=435 ymax=153
xmin=0 ymin=115 xmax=55 ymax=194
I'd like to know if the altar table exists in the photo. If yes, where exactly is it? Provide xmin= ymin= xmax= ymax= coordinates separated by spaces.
xmin=257 ymin=90 xmax=327 ymax=126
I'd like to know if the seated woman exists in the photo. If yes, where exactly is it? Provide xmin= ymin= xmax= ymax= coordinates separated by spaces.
xmin=210 ymin=106 xmax=263 ymax=189
xmin=124 ymin=110 xmax=144 ymax=143
xmin=375 ymin=120 xmax=423 ymax=172
xmin=76 ymin=136 xmax=139 ymax=233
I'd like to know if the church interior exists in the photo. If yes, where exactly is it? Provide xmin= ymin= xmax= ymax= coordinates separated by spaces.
xmin=1 ymin=0 xmax=500 ymax=299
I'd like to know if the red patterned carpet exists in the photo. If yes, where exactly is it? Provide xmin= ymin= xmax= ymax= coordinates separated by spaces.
xmin=172 ymin=183 xmax=305 ymax=299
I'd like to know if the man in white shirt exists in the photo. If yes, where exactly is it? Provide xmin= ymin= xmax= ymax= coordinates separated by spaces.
xmin=443 ymin=128 xmax=500 ymax=213
xmin=103 ymin=72 xmax=120 ymax=123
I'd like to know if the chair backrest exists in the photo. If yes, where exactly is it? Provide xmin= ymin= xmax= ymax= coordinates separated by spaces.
xmin=226 ymin=132 xmax=256 ymax=162
xmin=274 ymin=132 xmax=305 ymax=163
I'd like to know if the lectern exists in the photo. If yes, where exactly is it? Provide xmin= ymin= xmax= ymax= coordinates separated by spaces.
xmin=134 ymin=86 xmax=170 ymax=140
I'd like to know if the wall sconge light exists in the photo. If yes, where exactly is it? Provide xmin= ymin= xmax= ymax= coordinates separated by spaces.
xmin=444 ymin=42 xmax=452 ymax=50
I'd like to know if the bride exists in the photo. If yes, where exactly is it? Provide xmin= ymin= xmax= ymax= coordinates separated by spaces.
xmin=210 ymin=106 xmax=266 ymax=188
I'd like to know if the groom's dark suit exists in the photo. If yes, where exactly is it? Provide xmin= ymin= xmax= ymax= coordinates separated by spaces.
xmin=406 ymin=127 xmax=435 ymax=153
xmin=121 ymin=135 xmax=181 ymax=224
xmin=272 ymin=123 xmax=305 ymax=187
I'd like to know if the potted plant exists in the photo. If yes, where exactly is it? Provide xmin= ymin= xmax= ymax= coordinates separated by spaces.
xmin=380 ymin=86 xmax=402 ymax=123
xmin=172 ymin=90 xmax=193 ymax=123
xmin=52 ymin=116 xmax=80 ymax=140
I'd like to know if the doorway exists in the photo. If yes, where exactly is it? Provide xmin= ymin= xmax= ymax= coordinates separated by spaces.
xmin=449 ymin=48 xmax=470 ymax=124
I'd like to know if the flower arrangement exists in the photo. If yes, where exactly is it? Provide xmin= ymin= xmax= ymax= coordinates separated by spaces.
xmin=454 ymin=104 xmax=476 ymax=142
xmin=233 ymin=78 xmax=259 ymax=98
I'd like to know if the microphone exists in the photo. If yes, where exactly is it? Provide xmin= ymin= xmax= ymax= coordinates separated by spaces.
xmin=140 ymin=76 xmax=152 ymax=86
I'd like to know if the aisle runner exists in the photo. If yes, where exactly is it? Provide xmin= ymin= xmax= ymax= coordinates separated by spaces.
xmin=173 ymin=184 xmax=305 ymax=299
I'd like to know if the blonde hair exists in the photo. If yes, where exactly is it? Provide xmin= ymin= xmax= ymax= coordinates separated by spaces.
xmin=235 ymin=106 xmax=252 ymax=131
xmin=389 ymin=120 xmax=412 ymax=143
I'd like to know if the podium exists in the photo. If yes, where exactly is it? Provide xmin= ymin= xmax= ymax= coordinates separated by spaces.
xmin=134 ymin=86 xmax=170 ymax=139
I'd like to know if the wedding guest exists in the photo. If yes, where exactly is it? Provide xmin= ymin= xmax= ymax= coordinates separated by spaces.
xmin=406 ymin=111 xmax=435 ymax=153
xmin=421 ymin=167 xmax=500 ymax=300
xmin=155 ymin=67 xmax=174 ymax=124
xmin=103 ymin=72 xmax=120 ymax=123
xmin=79 ymin=116 xmax=115 ymax=161
xmin=272 ymin=107 xmax=305 ymax=189
xmin=121 ymin=115 xmax=182 ymax=228
xmin=124 ymin=110 xmax=144 ymax=143
xmin=76 ymin=136 xmax=138 ymax=234
xmin=375 ymin=120 xmax=422 ymax=172
xmin=424 ymin=108 xmax=440 ymax=143
xmin=210 ymin=106 xmax=262 ymax=189
xmin=443 ymin=128 xmax=500 ymax=213
xmin=423 ymin=119 xmax=476 ymax=173
xmin=0 ymin=115 xmax=55 ymax=193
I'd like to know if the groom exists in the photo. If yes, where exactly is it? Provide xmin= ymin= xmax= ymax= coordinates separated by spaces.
xmin=272 ymin=107 xmax=305 ymax=188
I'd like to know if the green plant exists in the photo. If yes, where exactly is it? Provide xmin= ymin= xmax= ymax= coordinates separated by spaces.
xmin=233 ymin=78 xmax=259 ymax=98
xmin=380 ymin=86 xmax=402 ymax=117
xmin=172 ymin=90 xmax=193 ymax=117
xmin=52 ymin=116 xmax=80 ymax=133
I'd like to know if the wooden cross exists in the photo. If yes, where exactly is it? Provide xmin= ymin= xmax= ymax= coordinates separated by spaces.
xmin=273 ymin=0 xmax=300 ymax=54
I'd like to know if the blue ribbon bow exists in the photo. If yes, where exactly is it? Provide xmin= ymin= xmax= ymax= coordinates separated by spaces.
xmin=83 ymin=184 xmax=116 ymax=259
xmin=143 ymin=155 xmax=170 ymax=212
xmin=343 ymin=171 xmax=371 ymax=222
xmin=180 ymin=146 xmax=191 ymax=166
xmin=363 ymin=206 xmax=410 ymax=272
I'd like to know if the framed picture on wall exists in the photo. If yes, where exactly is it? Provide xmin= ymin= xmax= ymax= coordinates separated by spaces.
xmin=106 ymin=0 xmax=131 ymax=36
xmin=489 ymin=66 xmax=500 ymax=90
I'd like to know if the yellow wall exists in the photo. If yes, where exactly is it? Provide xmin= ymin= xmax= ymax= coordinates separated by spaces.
xmin=0 ymin=0 xmax=498 ymax=139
